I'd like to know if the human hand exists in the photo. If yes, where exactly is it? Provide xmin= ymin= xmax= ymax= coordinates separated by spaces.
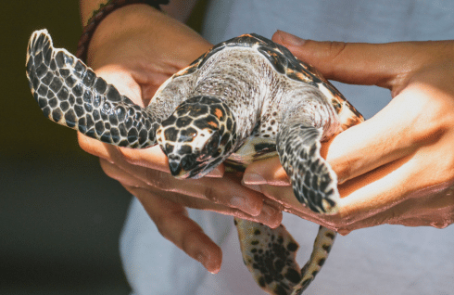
xmin=77 ymin=5 xmax=282 ymax=273
xmin=242 ymin=30 xmax=454 ymax=234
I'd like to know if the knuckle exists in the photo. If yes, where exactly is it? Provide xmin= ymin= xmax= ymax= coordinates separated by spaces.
xmin=181 ymin=228 xmax=202 ymax=252
xmin=77 ymin=133 xmax=92 ymax=152
xmin=327 ymin=41 xmax=348 ymax=62
xmin=432 ymin=156 xmax=454 ymax=186
xmin=157 ymin=226 xmax=171 ymax=241
xmin=203 ymin=186 xmax=219 ymax=203
xmin=444 ymin=168 xmax=454 ymax=185
xmin=154 ymin=215 xmax=172 ymax=239
xmin=406 ymin=96 xmax=449 ymax=144
xmin=446 ymin=156 xmax=454 ymax=181
xmin=335 ymin=161 xmax=355 ymax=184
xmin=119 ymin=148 xmax=138 ymax=164
xmin=147 ymin=170 xmax=169 ymax=190
xmin=99 ymin=159 xmax=113 ymax=176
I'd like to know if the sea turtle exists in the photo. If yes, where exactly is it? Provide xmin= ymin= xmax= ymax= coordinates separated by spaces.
xmin=26 ymin=29 xmax=364 ymax=295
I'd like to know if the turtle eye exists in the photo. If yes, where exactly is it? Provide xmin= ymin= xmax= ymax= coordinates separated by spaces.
xmin=202 ymin=131 xmax=220 ymax=156
xmin=178 ymin=127 xmax=198 ymax=142
xmin=331 ymin=99 xmax=342 ymax=113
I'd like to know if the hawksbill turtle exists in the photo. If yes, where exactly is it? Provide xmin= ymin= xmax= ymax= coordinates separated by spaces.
xmin=26 ymin=29 xmax=363 ymax=295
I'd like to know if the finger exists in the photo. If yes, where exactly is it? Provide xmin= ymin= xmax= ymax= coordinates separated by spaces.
xmin=102 ymin=157 xmax=282 ymax=227
xmin=117 ymin=143 xmax=224 ymax=177
xmin=127 ymin=186 xmax=222 ymax=273
xmin=337 ymin=132 xmax=454 ymax=222
xmin=100 ymin=155 xmax=268 ymax=217
xmin=242 ymin=140 xmax=335 ymax=186
xmin=78 ymin=132 xmax=114 ymax=162
xmin=100 ymin=158 xmax=148 ymax=188
xmin=347 ymin=188 xmax=454 ymax=230
xmin=242 ymin=157 xmax=290 ymax=186
xmin=271 ymin=30 xmax=442 ymax=89
xmin=247 ymin=154 xmax=451 ymax=231
xmin=78 ymin=132 xmax=223 ymax=177
xmin=252 ymin=183 xmax=342 ymax=230
xmin=321 ymin=79 xmax=449 ymax=184
xmin=156 ymin=190 xmax=283 ymax=229
xmin=94 ymin=65 xmax=144 ymax=106
xmin=169 ymin=173 xmax=265 ymax=217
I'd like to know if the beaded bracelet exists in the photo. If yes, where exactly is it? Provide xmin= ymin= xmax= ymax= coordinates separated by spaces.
xmin=76 ymin=0 xmax=169 ymax=62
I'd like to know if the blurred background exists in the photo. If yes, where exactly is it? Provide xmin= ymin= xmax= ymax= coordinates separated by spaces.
xmin=1 ymin=1 xmax=207 ymax=294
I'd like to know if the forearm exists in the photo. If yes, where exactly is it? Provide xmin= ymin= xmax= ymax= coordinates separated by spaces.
xmin=79 ymin=0 xmax=199 ymax=25
xmin=78 ymin=2 xmax=211 ymax=71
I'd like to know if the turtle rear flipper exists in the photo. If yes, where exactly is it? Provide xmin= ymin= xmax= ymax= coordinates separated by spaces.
xmin=235 ymin=218 xmax=302 ymax=295
xmin=235 ymin=219 xmax=337 ymax=295
xmin=26 ymin=29 xmax=159 ymax=148
xmin=291 ymin=226 xmax=336 ymax=295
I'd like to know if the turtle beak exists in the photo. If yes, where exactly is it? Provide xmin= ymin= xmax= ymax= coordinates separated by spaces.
xmin=168 ymin=154 xmax=199 ymax=179
xmin=169 ymin=160 xmax=182 ymax=176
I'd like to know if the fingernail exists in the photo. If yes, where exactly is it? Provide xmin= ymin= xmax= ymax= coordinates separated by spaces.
xmin=276 ymin=30 xmax=306 ymax=46
xmin=198 ymin=251 xmax=221 ymax=274
xmin=243 ymin=173 xmax=266 ymax=185
xmin=231 ymin=196 xmax=261 ymax=216
xmin=262 ymin=204 xmax=282 ymax=228
xmin=338 ymin=229 xmax=350 ymax=236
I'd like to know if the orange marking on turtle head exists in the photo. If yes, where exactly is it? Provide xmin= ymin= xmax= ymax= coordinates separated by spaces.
xmin=214 ymin=108 xmax=223 ymax=119
xmin=208 ymin=121 xmax=218 ymax=128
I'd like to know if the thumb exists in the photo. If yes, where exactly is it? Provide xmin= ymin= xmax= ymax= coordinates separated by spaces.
xmin=94 ymin=64 xmax=146 ymax=107
xmin=272 ymin=30 xmax=425 ymax=90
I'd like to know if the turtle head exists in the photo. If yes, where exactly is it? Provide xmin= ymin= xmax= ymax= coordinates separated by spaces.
xmin=157 ymin=96 xmax=237 ymax=179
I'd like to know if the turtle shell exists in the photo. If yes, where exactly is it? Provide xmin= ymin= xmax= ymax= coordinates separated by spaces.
xmin=172 ymin=33 xmax=363 ymax=170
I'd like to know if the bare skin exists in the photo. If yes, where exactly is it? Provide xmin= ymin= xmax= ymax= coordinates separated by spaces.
xmin=243 ymin=30 xmax=454 ymax=235
xmin=77 ymin=1 xmax=454 ymax=274
xmin=77 ymin=2 xmax=282 ymax=273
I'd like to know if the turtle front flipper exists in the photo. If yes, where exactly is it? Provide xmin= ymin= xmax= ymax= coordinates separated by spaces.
xmin=235 ymin=218 xmax=302 ymax=295
xmin=26 ymin=29 xmax=160 ymax=148
xmin=276 ymin=124 xmax=340 ymax=214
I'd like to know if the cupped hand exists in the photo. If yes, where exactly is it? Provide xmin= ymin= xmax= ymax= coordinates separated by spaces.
xmin=243 ymin=30 xmax=454 ymax=234
xmin=77 ymin=5 xmax=281 ymax=273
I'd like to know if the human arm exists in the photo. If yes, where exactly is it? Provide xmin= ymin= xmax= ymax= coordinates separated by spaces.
xmin=76 ymin=1 xmax=282 ymax=273
xmin=243 ymin=30 xmax=454 ymax=234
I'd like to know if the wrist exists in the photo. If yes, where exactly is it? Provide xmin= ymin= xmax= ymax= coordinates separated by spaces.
xmin=79 ymin=0 xmax=167 ymax=26
xmin=78 ymin=1 xmax=169 ymax=63
xmin=85 ymin=4 xmax=162 ymax=65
